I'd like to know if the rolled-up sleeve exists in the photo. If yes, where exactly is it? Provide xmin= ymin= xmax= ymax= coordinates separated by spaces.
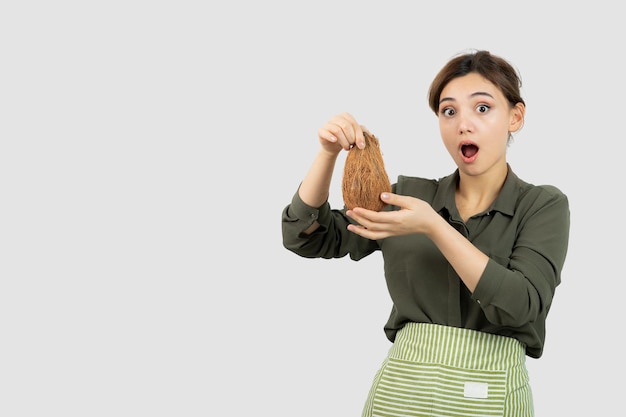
xmin=472 ymin=186 xmax=570 ymax=355
xmin=281 ymin=189 xmax=379 ymax=260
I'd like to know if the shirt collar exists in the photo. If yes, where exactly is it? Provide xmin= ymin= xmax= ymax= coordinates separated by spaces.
xmin=431 ymin=165 xmax=521 ymax=217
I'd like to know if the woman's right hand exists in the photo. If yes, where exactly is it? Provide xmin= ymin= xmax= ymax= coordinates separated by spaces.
xmin=317 ymin=112 xmax=367 ymax=155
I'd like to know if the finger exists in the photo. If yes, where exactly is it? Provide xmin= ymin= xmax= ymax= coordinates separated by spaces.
xmin=336 ymin=112 xmax=365 ymax=149
xmin=355 ymin=126 xmax=365 ymax=149
xmin=333 ymin=116 xmax=357 ymax=148
xmin=317 ymin=127 xmax=338 ymax=144
xmin=320 ymin=123 xmax=350 ymax=150
xmin=357 ymin=125 xmax=370 ymax=149
xmin=380 ymin=192 xmax=409 ymax=208
xmin=337 ymin=113 xmax=364 ymax=149
xmin=347 ymin=207 xmax=388 ymax=229
xmin=347 ymin=222 xmax=371 ymax=237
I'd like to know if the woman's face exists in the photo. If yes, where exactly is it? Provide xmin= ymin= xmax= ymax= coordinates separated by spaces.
xmin=437 ymin=72 xmax=524 ymax=178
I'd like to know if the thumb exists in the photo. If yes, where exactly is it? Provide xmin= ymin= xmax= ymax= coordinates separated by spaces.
xmin=380 ymin=192 xmax=405 ymax=207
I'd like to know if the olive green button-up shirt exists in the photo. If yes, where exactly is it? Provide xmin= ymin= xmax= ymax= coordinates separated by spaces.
xmin=281 ymin=166 xmax=570 ymax=358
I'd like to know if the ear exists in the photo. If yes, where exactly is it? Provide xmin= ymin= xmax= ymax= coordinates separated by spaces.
xmin=509 ymin=102 xmax=525 ymax=133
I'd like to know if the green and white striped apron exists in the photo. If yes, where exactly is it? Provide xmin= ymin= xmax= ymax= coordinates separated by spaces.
xmin=362 ymin=323 xmax=533 ymax=417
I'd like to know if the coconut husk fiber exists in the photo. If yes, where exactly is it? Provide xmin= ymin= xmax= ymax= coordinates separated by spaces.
xmin=342 ymin=131 xmax=391 ymax=211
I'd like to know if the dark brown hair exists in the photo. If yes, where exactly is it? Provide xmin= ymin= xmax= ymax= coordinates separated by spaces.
xmin=428 ymin=50 xmax=525 ymax=115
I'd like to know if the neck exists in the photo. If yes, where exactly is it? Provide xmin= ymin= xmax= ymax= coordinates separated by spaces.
xmin=455 ymin=164 xmax=508 ymax=221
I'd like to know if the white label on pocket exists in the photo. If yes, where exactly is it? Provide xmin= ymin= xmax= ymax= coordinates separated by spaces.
xmin=464 ymin=381 xmax=489 ymax=399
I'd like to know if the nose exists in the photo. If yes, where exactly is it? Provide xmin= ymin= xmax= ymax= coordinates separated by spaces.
xmin=457 ymin=113 xmax=473 ymax=134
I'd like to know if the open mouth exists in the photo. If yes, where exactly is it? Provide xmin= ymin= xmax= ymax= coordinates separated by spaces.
xmin=461 ymin=143 xmax=479 ymax=159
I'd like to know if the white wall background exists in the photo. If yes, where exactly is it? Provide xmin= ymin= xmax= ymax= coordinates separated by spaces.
xmin=1 ymin=1 xmax=622 ymax=416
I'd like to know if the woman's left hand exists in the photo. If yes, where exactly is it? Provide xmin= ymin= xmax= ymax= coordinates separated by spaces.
xmin=346 ymin=192 xmax=438 ymax=239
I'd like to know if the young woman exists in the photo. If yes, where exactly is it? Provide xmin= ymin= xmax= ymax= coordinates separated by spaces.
xmin=281 ymin=50 xmax=570 ymax=417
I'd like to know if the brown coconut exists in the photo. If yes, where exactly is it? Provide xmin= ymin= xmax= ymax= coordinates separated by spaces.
xmin=342 ymin=131 xmax=392 ymax=211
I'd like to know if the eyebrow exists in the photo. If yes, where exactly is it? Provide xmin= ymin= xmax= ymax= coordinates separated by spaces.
xmin=439 ymin=91 xmax=495 ymax=106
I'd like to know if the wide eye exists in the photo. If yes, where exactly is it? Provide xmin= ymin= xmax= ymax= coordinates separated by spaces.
xmin=476 ymin=104 xmax=490 ymax=113
xmin=441 ymin=107 xmax=455 ymax=117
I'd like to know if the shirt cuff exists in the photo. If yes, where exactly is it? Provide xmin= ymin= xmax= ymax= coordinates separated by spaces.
xmin=471 ymin=258 xmax=503 ymax=306
xmin=287 ymin=190 xmax=332 ymax=227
